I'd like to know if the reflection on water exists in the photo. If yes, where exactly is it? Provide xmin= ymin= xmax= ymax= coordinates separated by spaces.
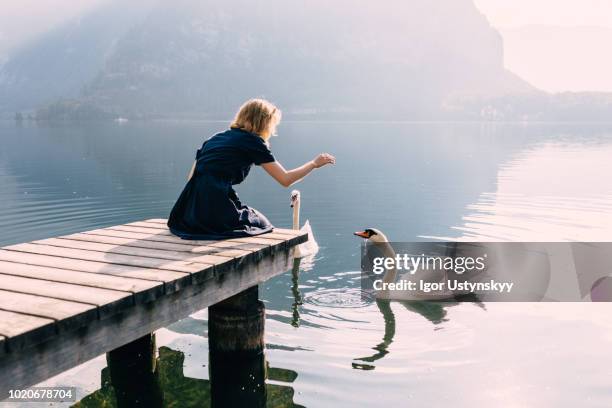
xmin=303 ymin=287 xmax=374 ymax=309
xmin=72 ymin=346 xmax=303 ymax=408
xmin=2 ymin=121 xmax=612 ymax=407
xmin=426 ymin=142 xmax=612 ymax=241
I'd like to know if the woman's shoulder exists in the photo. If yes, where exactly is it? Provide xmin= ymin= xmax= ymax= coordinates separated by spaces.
xmin=207 ymin=128 xmax=269 ymax=152
xmin=229 ymin=127 xmax=268 ymax=145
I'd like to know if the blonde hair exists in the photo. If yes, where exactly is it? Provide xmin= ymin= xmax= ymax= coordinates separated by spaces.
xmin=230 ymin=98 xmax=282 ymax=141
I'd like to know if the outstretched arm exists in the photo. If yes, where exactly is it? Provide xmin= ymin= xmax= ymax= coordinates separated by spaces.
xmin=262 ymin=153 xmax=335 ymax=187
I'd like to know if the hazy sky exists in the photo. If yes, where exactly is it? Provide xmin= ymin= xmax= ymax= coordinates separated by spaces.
xmin=1 ymin=0 xmax=612 ymax=92
xmin=474 ymin=0 xmax=612 ymax=92
xmin=0 ymin=0 xmax=109 ymax=56
xmin=474 ymin=0 xmax=612 ymax=28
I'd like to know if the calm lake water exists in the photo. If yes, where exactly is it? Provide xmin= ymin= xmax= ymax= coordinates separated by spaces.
xmin=1 ymin=120 xmax=612 ymax=407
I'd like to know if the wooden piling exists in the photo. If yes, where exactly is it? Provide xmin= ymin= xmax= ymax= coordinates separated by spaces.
xmin=208 ymin=285 xmax=266 ymax=408
xmin=106 ymin=333 xmax=164 ymax=408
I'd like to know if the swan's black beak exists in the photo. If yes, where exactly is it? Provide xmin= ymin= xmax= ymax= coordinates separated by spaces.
xmin=354 ymin=231 xmax=369 ymax=238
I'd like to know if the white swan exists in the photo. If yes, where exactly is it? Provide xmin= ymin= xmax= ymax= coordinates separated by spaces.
xmin=290 ymin=190 xmax=319 ymax=258
xmin=354 ymin=228 xmax=453 ymax=301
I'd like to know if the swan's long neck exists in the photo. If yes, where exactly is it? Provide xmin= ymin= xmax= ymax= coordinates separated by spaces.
xmin=292 ymin=200 xmax=300 ymax=230
xmin=371 ymin=233 xmax=397 ymax=284
xmin=380 ymin=241 xmax=397 ymax=284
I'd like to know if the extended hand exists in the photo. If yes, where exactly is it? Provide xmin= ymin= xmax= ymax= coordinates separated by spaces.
xmin=312 ymin=153 xmax=336 ymax=168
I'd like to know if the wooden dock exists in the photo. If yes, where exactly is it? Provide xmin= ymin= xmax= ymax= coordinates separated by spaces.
xmin=0 ymin=218 xmax=307 ymax=401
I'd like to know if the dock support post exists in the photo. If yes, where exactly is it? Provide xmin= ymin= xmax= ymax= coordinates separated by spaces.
xmin=106 ymin=333 xmax=163 ymax=408
xmin=208 ymin=285 xmax=266 ymax=408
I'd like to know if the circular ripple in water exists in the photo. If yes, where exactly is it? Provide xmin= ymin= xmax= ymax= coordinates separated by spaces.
xmin=303 ymin=288 xmax=375 ymax=308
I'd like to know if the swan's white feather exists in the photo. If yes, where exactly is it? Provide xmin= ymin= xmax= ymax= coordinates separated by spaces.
xmin=294 ymin=219 xmax=319 ymax=258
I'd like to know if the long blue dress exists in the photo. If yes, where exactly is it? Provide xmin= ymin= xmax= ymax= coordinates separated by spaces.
xmin=168 ymin=128 xmax=275 ymax=240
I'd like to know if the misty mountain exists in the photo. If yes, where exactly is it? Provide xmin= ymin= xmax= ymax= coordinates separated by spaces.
xmin=0 ymin=1 xmax=153 ymax=114
xmin=5 ymin=0 xmax=537 ymax=119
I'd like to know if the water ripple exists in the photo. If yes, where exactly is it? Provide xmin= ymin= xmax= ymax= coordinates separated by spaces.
xmin=302 ymin=288 xmax=375 ymax=309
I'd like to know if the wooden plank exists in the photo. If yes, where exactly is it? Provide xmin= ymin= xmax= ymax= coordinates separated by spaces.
xmin=0 ymin=250 xmax=190 ymax=293
xmin=0 ymin=261 xmax=163 ymax=303
xmin=130 ymin=220 xmax=295 ymax=238
xmin=31 ymin=239 xmax=239 ymax=279
xmin=142 ymin=219 xmax=302 ymax=237
xmin=231 ymin=236 xmax=284 ymax=246
xmin=0 ymin=274 xmax=132 ymax=319
xmin=0 ymin=243 xmax=295 ymax=396
xmin=4 ymin=243 xmax=213 ymax=274
xmin=83 ymin=229 xmax=298 ymax=256
xmin=270 ymin=228 xmax=304 ymax=236
xmin=108 ymin=224 xmax=178 ymax=236
xmin=259 ymin=232 xmax=301 ymax=240
xmin=64 ymin=232 xmax=222 ymax=254
xmin=84 ymin=227 xmax=219 ymax=246
xmin=115 ymin=222 xmax=302 ymax=242
xmin=58 ymin=235 xmax=269 ymax=269
xmin=133 ymin=220 xmax=303 ymax=241
xmin=104 ymin=222 xmax=308 ymax=253
xmin=99 ymin=224 xmax=273 ymax=249
xmin=64 ymin=233 xmax=267 ymax=260
xmin=125 ymin=221 xmax=178 ymax=231
xmin=83 ymin=228 xmax=271 ymax=254
xmin=143 ymin=218 xmax=168 ymax=224
xmin=53 ymin=237 xmax=252 ymax=263
xmin=36 ymin=238 xmax=240 ymax=264
xmin=0 ymin=289 xmax=96 ymax=332
xmin=207 ymin=240 xmax=265 ymax=249
xmin=0 ymin=309 xmax=55 ymax=352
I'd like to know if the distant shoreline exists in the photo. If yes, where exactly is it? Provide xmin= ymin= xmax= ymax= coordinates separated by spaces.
xmin=5 ymin=117 xmax=612 ymax=126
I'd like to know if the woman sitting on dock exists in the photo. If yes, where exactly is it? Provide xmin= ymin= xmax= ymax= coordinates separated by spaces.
xmin=168 ymin=98 xmax=335 ymax=240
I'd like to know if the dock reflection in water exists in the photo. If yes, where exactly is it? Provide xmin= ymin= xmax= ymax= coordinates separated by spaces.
xmin=73 ymin=346 xmax=303 ymax=408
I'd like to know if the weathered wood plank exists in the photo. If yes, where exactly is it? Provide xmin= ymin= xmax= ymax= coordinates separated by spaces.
xmin=0 ymin=250 xmax=190 ymax=293
xmin=231 ymin=236 xmax=285 ymax=245
xmin=115 ymin=222 xmax=301 ymax=243
xmin=39 ymin=238 xmax=257 ymax=272
xmin=83 ymin=228 xmax=271 ymax=256
xmin=0 ymin=274 xmax=132 ymax=319
xmin=84 ymin=227 xmax=218 ymax=246
xmin=0 ymin=261 xmax=163 ymax=303
xmin=142 ymin=219 xmax=302 ymax=237
xmin=0 ymin=244 xmax=294 ymax=396
xmin=207 ymin=240 xmax=265 ymax=249
xmin=270 ymin=228 xmax=303 ymax=236
xmin=63 ymin=232 xmax=222 ymax=254
xmin=126 ymin=221 xmax=180 ymax=231
xmin=0 ymin=310 xmax=55 ymax=352
xmin=131 ymin=220 xmax=296 ymax=238
xmin=108 ymin=224 xmax=178 ymax=236
xmin=4 ymin=243 xmax=212 ymax=274
xmin=94 ymin=224 xmax=308 ymax=266
xmin=0 ymin=289 xmax=96 ymax=332
xmin=143 ymin=218 xmax=168 ymax=224
xmin=40 ymin=238 xmax=235 ymax=262
xmin=135 ymin=219 xmax=303 ymax=240
xmin=81 ymin=225 xmax=305 ymax=259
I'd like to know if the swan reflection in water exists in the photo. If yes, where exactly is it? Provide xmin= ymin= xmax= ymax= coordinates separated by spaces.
xmin=350 ymin=228 xmax=487 ymax=370
xmin=352 ymin=295 xmax=485 ymax=371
